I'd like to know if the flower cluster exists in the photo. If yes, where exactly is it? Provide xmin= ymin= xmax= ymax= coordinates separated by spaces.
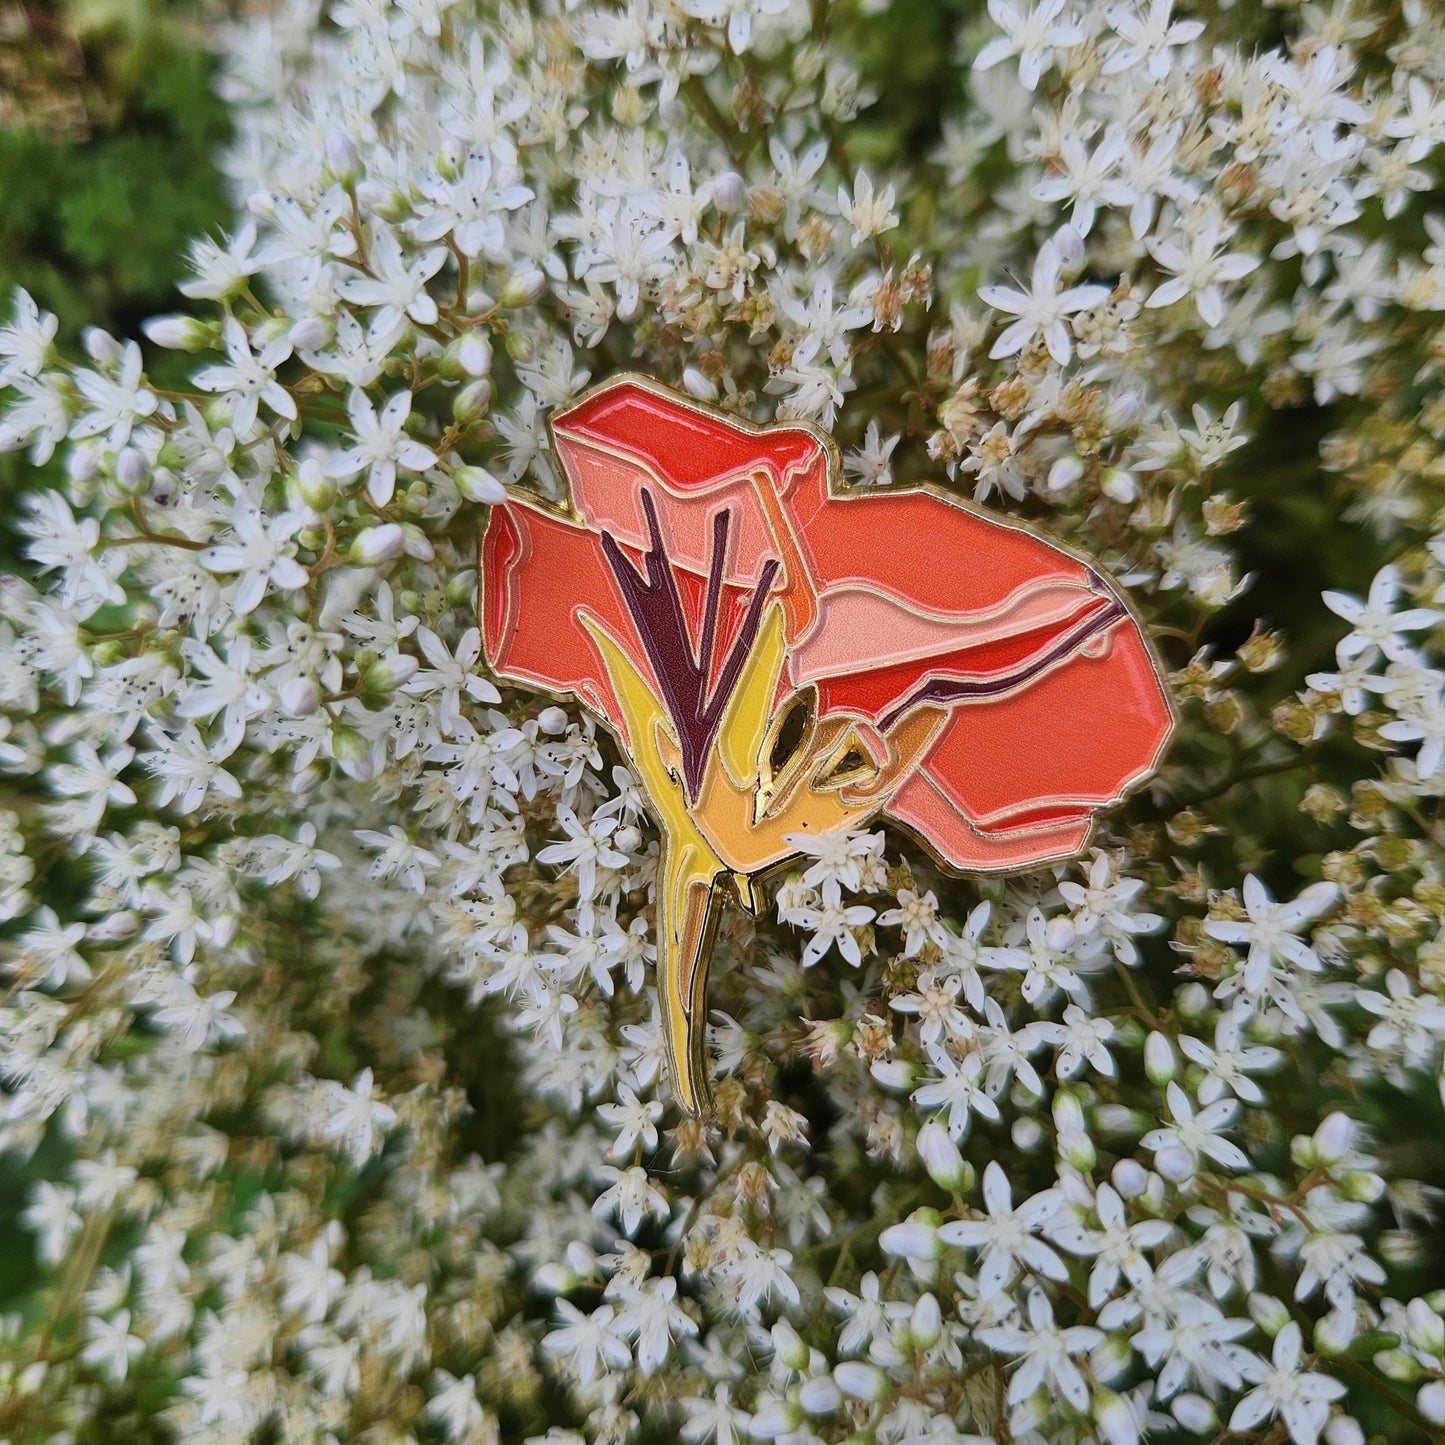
xmin=2 ymin=0 xmax=1445 ymax=1441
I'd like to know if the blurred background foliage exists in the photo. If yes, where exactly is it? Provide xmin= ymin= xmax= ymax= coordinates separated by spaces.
xmin=0 ymin=0 xmax=230 ymax=345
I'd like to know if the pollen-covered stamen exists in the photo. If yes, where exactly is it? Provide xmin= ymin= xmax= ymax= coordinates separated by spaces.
xmin=598 ymin=488 xmax=779 ymax=802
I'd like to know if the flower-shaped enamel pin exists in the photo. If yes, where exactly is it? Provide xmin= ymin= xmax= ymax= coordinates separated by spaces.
xmin=481 ymin=375 xmax=1174 ymax=1114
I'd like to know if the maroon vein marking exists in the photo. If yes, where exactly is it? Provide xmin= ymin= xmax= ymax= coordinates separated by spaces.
xmin=599 ymin=489 xmax=780 ymax=803
xmin=878 ymin=590 xmax=1128 ymax=730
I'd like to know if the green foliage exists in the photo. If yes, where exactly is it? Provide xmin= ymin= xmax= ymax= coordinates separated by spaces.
xmin=0 ymin=35 xmax=229 ymax=343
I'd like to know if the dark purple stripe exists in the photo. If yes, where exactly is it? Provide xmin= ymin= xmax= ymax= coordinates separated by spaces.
xmin=599 ymin=489 xmax=778 ymax=803
xmin=878 ymin=594 xmax=1127 ymax=730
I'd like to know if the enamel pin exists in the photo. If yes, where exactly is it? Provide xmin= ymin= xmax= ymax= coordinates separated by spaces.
xmin=480 ymin=376 xmax=1174 ymax=1114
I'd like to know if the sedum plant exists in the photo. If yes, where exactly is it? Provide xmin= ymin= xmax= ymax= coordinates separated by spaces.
xmin=1 ymin=0 xmax=1444 ymax=1442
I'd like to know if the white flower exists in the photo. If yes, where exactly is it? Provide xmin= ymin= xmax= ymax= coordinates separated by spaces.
xmin=1141 ymin=1082 xmax=1250 ymax=1177
xmin=1031 ymin=126 xmax=1136 ymax=237
xmin=81 ymin=1309 xmax=145 ymax=1383
xmin=974 ymin=0 xmax=1084 ymax=88
xmin=537 ymin=806 xmax=629 ymax=902
xmin=404 ymin=626 xmax=502 ymax=732
xmin=412 ymin=151 xmax=534 ymax=260
xmin=680 ymin=0 xmax=790 ymax=54
xmin=785 ymin=880 xmax=876 ymax=967
xmin=837 ymin=171 xmax=899 ymax=247
xmin=977 ymin=1285 xmax=1105 ymax=1410
xmin=1103 ymin=0 xmax=1204 ymax=79
xmin=1203 ymin=875 xmax=1338 ymax=994
xmin=1146 ymin=210 xmax=1260 ymax=328
xmin=979 ymin=231 xmax=1111 ymax=366
xmin=21 ymin=491 xmax=125 ymax=615
xmin=937 ymin=1161 xmax=1066 ymax=1298
xmin=1229 ymin=1322 xmax=1346 ymax=1445
xmin=542 ymin=1301 xmax=632 ymax=1386
xmin=193 ymin=317 xmax=297 ymax=435
xmin=71 ymin=340 xmax=158 ymax=448
xmin=912 ymin=1045 xmax=1002 ymax=1140
xmin=177 ymin=222 xmax=264 ymax=300
xmin=325 ymin=389 xmax=439 ymax=505
xmin=0 ymin=288 xmax=57 ymax=382
xmin=337 ymin=223 xmax=447 ymax=343
xmin=425 ymin=1370 xmax=487 ymax=1443
xmin=316 ymin=1066 xmax=397 ymax=1166
xmin=1323 ymin=565 xmax=1441 ymax=666
xmin=597 ymin=1082 xmax=663 ymax=1158
xmin=843 ymin=419 xmax=901 ymax=486
xmin=199 ymin=504 xmax=309 ymax=614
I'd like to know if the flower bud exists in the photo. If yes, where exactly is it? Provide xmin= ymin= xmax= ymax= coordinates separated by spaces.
xmin=142 ymin=314 xmax=216 ymax=351
xmin=1059 ymin=1128 xmax=1096 ymax=1173
xmin=500 ymin=267 xmax=546 ymax=307
xmin=1144 ymin=1031 xmax=1175 ymax=1085
xmin=325 ymin=127 xmax=361 ymax=185
xmin=1312 ymin=1110 xmax=1352 ymax=1167
xmin=1407 ymin=1298 xmax=1445 ymax=1356
xmin=453 ymin=378 xmax=493 ymax=423
xmin=351 ymin=523 xmax=405 ymax=564
xmin=1092 ymin=1337 xmax=1132 ymax=1383
xmin=280 ymin=677 xmax=322 ymax=717
xmin=83 ymin=327 xmax=122 ymax=364
xmin=833 ymin=1361 xmax=889 ymax=1402
xmin=452 ymin=464 xmax=508 ymax=504
xmin=457 ymin=332 xmax=494 ymax=377
xmin=879 ymin=1211 xmax=941 ymax=1262
xmin=505 ymin=331 xmax=534 ymax=363
xmin=1101 ymin=467 xmax=1138 ymax=503
xmin=1154 ymin=1145 xmax=1194 ymax=1183
xmin=1375 ymin=1348 xmax=1425 ymax=1383
xmin=115 ymin=446 xmax=151 ymax=494
xmin=329 ymin=724 xmax=375 ymax=780
xmin=683 ymin=366 xmax=718 ymax=401
xmin=1047 ymin=455 xmax=1084 ymax=492
xmin=538 ymin=706 xmax=568 ymax=734
xmin=1314 ymin=1308 xmax=1356 ymax=1356
xmin=713 ymin=169 xmax=747 ymax=212
xmin=1338 ymin=1169 xmax=1385 ymax=1203
xmin=297 ymin=458 xmax=336 ymax=513
xmin=1094 ymin=1389 xmax=1137 ymax=1445
xmin=1171 ymin=1393 xmax=1215 ymax=1432
xmin=289 ymin=314 xmax=331 ymax=350
xmin=1012 ymin=1116 xmax=1044 ymax=1151
xmin=917 ymin=1120 xmax=971 ymax=1194
xmin=1324 ymin=1415 xmax=1363 ymax=1445
xmin=1417 ymin=1382 xmax=1445 ymax=1425
xmin=909 ymin=1293 xmax=942 ymax=1351
xmin=534 ymin=1262 xmax=577 ymax=1294
xmin=748 ymin=1397 xmax=803 ymax=1439
xmin=798 ymin=1375 xmax=842 ymax=1415
xmin=363 ymin=654 xmax=419 ymax=692
xmin=1248 ymin=1292 xmax=1291 ymax=1338
xmin=1112 ymin=1159 xmax=1148 ymax=1198
xmin=399 ymin=522 xmax=435 ymax=561
xmin=772 ymin=1321 xmax=809 ymax=1372
xmin=869 ymin=1059 xmax=915 ymax=1091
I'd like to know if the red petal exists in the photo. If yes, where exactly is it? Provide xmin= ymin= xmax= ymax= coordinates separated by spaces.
xmin=552 ymin=377 xmax=826 ymax=589
xmin=481 ymin=500 xmax=633 ymax=738
xmin=884 ymin=624 xmax=1172 ymax=872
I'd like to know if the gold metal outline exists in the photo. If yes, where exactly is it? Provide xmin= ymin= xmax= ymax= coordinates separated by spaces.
xmin=476 ymin=370 xmax=1179 ymax=1113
